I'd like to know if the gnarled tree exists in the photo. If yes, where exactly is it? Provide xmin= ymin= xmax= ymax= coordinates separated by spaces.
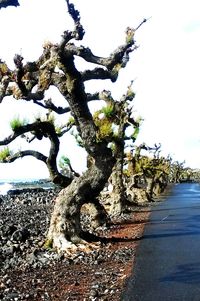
xmin=0 ymin=0 xmax=146 ymax=252
xmin=124 ymin=143 xmax=169 ymax=204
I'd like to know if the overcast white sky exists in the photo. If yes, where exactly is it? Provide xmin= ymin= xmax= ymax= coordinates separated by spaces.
xmin=0 ymin=0 xmax=200 ymax=180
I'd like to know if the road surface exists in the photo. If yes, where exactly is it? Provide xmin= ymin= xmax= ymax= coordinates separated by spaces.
xmin=122 ymin=183 xmax=200 ymax=301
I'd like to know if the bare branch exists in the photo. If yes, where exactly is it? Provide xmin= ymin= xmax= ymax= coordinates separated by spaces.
xmin=0 ymin=120 xmax=74 ymax=186
xmin=63 ymin=41 xmax=137 ymax=83
xmin=33 ymin=98 xmax=71 ymax=114
xmin=60 ymin=1 xmax=85 ymax=50
xmin=81 ymin=67 xmax=116 ymax=82
xmin=4 ymin=150 xmax=47 ymax=163
xmin=86 ymin=92 xmax=100 ymax=102
xmin=135 ymin=18 xmax=149 ymax=31
xmin=0 ymin=76 xmax=10 ymax=102
xmin=57 ymin=123 xmax=74 ymax=137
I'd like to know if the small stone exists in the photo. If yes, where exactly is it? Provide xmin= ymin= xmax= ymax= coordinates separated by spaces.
xmin=0 ymin=282 xmax=6 ymax=288
xmin=5 ymin=292 xmax=19 ymax=300
xmin=3 ymin=224 xmax=17 ymax=236
xmin=6 ymin=278 xmax=11 ymax=285
xmin=4 ymin=246 xmax=15 ymax=255
xmin=90 ymin=289 xmax=98 ymax=297
xmin=25 ymin=294 xmax=30 ymax=298
xmin=11 ymin=228 xmax=30 ymax=242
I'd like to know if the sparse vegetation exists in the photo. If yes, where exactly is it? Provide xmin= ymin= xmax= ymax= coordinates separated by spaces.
xmin=0 ymin=147 xmax=11 ymax=162
xmin=10 ymin=116 xmax=28 ymax=132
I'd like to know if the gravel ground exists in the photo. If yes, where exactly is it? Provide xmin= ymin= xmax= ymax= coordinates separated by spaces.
xmin=0 ymin=188 xmax=150 ymax=301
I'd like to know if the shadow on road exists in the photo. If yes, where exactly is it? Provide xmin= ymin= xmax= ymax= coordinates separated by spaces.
xmin=160 ymin=262 xmax=200 ymax=284
xmin=142 ymin=230 xmax=200 ymax=240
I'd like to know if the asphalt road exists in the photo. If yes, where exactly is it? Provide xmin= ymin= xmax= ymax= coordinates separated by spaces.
xmin=122 ymin=183 xmax=200 ymax=301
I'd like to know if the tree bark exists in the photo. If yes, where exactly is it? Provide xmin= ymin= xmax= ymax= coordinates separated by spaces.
xmin=47 ymin=153 xmax=115 ymax=251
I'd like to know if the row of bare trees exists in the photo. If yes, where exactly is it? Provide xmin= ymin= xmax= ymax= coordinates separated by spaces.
xmin=0 ymin=0 xmax=199 ymax=253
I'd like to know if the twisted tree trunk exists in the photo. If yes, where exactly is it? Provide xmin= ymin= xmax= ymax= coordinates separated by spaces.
xmin=46 ymin=41 xmax=116 ymax=251
xmin=47 ymin=151 xmax=115 ymax=251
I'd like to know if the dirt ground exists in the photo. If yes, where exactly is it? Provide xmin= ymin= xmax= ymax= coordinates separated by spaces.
xmin=3 ymin=210 xmax=150 ymax=300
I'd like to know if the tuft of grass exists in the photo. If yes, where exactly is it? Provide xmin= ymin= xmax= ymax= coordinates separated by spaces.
xmin=59 ymin=155 xmax=71 ymax=170
xmin=47 ymin=113 xmax=55 ymax=125
xmin=43 ymin=239 xmax=53 ymax=250
xmin=55 ymin=126 xmax=62 ymax=135
xmin=101 ymin=105 xmax=114 ymax=118
xmin=0 ymin=147 xmax=11 ymax=162
xmin=10 ymin=116 xmax=28 ymax=131
xmin=68 ymin=116 xmax=75 ymax=124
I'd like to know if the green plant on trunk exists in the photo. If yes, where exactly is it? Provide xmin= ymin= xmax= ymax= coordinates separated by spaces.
xmin=10 ymin=116 xmax=28 ymax=131
xmin=101 ymin=104 xmax=115 ymax=118
xmin=59 ymin=155 xmax=71 ymax=171
xmin=0 ymin=147 xmax=11 ymax=162
xmin=46 ymin=112 xmax=55 ymax=125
